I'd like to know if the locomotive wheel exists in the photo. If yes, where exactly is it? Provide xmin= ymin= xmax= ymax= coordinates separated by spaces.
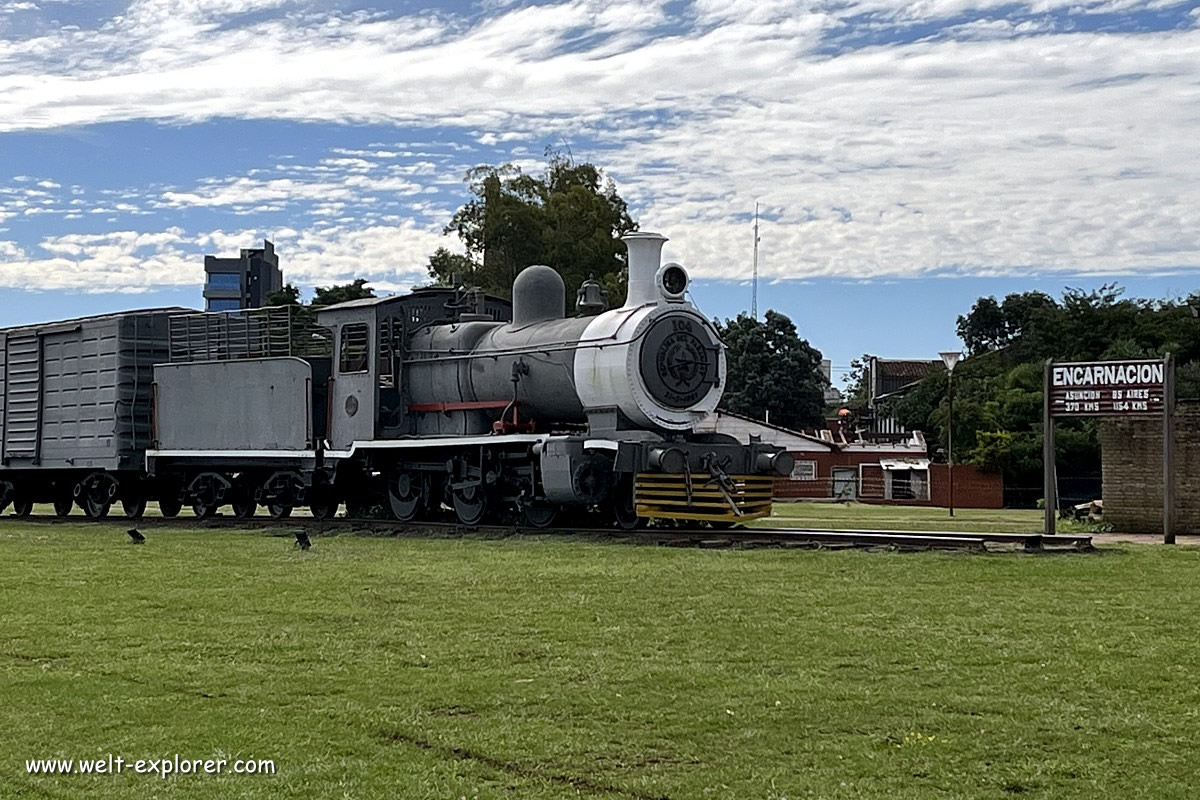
xmin=11 ymin=498 xmax=34 ymax=517
xmin=388 ymin=471 xmax=425 ymax=522
xmin=192 ymin=502 xmax=218 ymax=519
xmin=121 ymin=497 xmax=147 ymax=520
xmin=81 ymin=497 xmax=111 ymax=520
xmin=227 ymin=476 xmax=257 ymax=520
xmin=612 ymin=478 xmax=647 ymax=531
xmin=309 ymin=499 xmax=339 ymax=521
xmin=451 ymin=485 xmax=489 ymax=526
xmin=613 ymin=503 xmax=644 ymax=531
xmin=53 ymin=496 xmax=74 ymax=517
xmin=158 ymin=497 xmax=183 ymax=518
xmin=521 ymin=499 xmax=559 ymax=529
xmin=231 ymin=499 xmax=257 ymax=519
xmin=267 ymin=504 xmax=293 ymax=520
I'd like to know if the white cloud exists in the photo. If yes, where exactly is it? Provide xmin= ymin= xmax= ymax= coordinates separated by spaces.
xmin=0 ymin=216 xmax=454 ymax=292
xmin=158 ymin=172 xmax=423 ymax=210
xmin=0 ymin=229 xmax=197 ymax=291
xmin=0 ymin=0 xmax=1197 ymax=292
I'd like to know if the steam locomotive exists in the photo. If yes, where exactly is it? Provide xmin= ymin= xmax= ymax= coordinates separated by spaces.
xmin=0 ymin=233 xmax=792 ymax=527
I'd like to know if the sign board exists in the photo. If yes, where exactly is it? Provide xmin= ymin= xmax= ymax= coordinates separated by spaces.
xmin=1049 ymin=360 xmax=1166 ymax=417
xmin=1043 ymin=355 xmax=1175 ymax=543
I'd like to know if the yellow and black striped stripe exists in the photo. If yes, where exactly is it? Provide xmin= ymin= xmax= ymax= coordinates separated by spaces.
xmin=634 ymin=473 xmax=774 ymax=523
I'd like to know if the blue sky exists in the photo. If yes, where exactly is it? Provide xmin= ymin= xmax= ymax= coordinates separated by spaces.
xmin=1 ymin=0 xmax=1198 ymax=387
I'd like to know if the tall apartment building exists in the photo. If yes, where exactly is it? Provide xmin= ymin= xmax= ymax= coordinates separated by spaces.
xmin=203 ymin=240 xmax=283 ymax=312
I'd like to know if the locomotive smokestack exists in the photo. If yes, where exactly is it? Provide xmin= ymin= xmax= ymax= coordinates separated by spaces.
xmin=622 ymin=232 xmax=667 ymax=309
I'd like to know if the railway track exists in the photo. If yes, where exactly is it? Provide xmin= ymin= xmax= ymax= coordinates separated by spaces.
xmin=4 ymin=514 xmax=1095 ymax=552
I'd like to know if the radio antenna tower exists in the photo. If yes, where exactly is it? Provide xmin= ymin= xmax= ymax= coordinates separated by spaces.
xmin=751 ymin=202 xmax=760 ymax=319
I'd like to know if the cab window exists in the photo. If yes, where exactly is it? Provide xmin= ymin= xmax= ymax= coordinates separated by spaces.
xmin=338 ymin=323 xmax=370 ymax=373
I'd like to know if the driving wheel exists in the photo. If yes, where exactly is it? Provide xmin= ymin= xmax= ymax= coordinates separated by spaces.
xmin=231 ymin=499 xmax=257 ymax=519
xmin=309 ymin=498 xmax=339 ymax=520
xmin=521 ymin=499 xmax=559 ymax=529
xmin=388 ymin=471 xmax=426 ymax=522
xmin=158 ymin=496 xmax=182 ymax=518
xmin=121 ymin=497 xmax=147 ymax=520
xmin=452 ymin=485 xmax=488 ymax=526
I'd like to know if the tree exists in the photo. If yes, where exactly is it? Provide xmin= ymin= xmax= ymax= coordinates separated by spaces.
xmin=956 ymin=296 xmax=1007 ymax=356
xmin=841 ymin=354 xmax=872 ymax=410
xmin=265 ymin=283 xmax=301 ymax=306
xmin=886 ymin=369 xmax=947 ymax=434
xmin=312 ymin=279 xmax=375 ymax=307
xmin=714 ymin=310 xmax=826 ymax=431
xmin=265 ymin=280 xmax=376 ymax=307
xmin=427 ymin=247 xmax=482 ymax=289
xmin=430 ymin=153 xmax=637 ymax=303
xmin=1000 ymin=290 xmax=1057 ymax=352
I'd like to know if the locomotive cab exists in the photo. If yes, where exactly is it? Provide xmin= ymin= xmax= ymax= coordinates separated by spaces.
xmin=315 ymin=288 xmax=514 ymax=449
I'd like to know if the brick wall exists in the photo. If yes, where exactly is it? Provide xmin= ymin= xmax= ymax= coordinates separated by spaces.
xmin=777 ymin=452 xmax=891 ymax=499
xmin=1099 ymin=403 xmax=1200 ymax=534
xmin=774 ymin=455 xmax=1004 ymax=508
xmin=859 ymin=464 xmax=885 ymax=499
xmin=928 ymin=464 xmax=1004 ymax=509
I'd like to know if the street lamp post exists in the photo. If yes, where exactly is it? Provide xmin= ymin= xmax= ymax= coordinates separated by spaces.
xmin=939 ymin=351 xmax=962 ymax=517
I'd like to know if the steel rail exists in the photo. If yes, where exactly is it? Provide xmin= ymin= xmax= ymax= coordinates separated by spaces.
xmin=3 ymin=515 xmax=1094 ymax=552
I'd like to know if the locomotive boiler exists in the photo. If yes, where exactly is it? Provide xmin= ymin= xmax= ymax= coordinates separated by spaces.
xmin=404 ymin=234 xmax=725 ymax=436
xmin=1 ymin=232 xmax=792 ymax=527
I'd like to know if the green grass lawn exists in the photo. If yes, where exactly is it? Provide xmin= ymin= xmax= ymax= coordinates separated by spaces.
xmin=2 ymin=524 xmax=1197 ymax=799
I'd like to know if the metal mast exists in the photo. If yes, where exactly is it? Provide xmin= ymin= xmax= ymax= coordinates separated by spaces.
xmin=751 ymin=202 xmax=760 ymax=319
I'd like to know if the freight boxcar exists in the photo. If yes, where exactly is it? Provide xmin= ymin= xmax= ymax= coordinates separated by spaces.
xmin=0 ymin=310 xmax=182 ymax=518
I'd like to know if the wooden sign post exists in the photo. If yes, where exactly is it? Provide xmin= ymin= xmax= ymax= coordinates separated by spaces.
xmin=1044 ymin=355 xmax=1175 ymax=542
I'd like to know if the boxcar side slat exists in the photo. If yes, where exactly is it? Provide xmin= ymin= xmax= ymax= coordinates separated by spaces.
xmin=2 ymin=333 xmax=42 ymax=460
xmin=0 ymin=331 xmax=7 ymax=463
